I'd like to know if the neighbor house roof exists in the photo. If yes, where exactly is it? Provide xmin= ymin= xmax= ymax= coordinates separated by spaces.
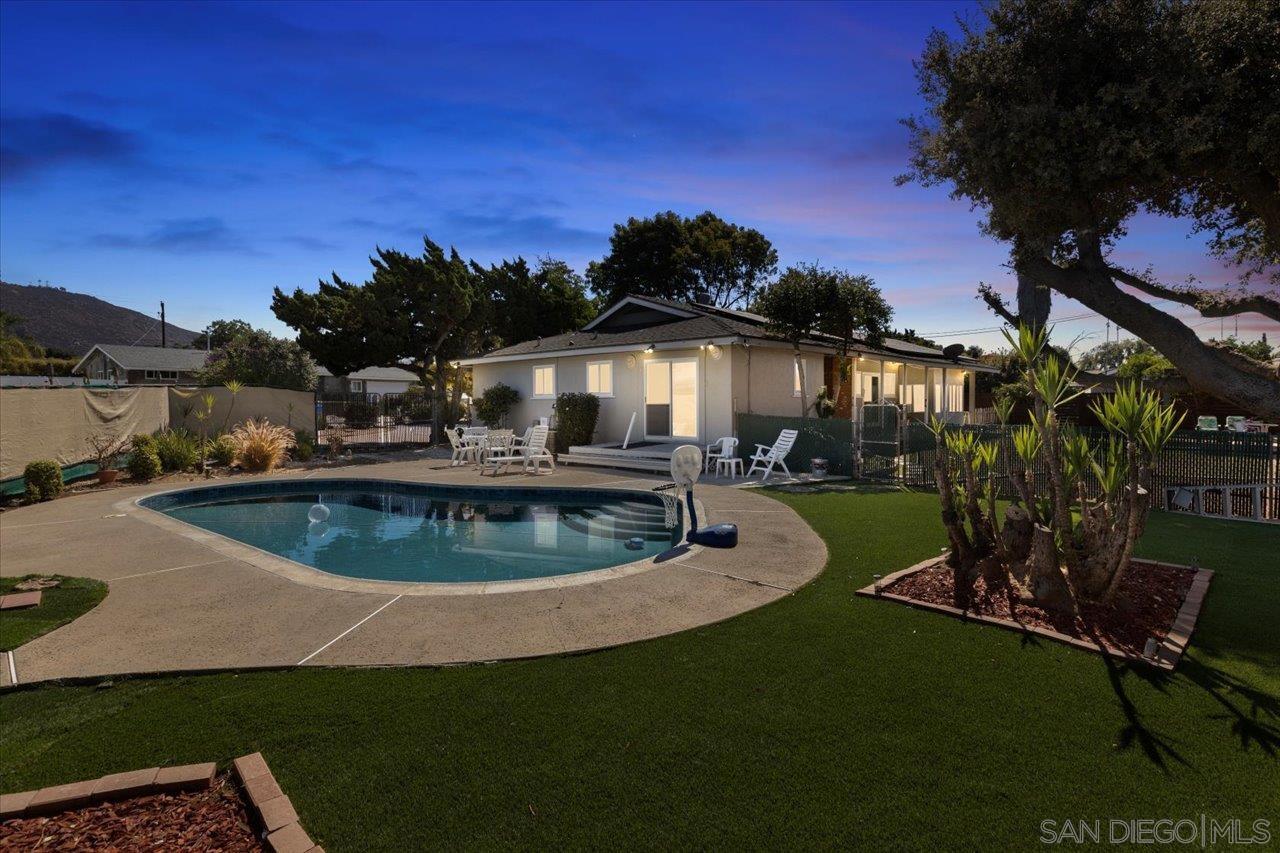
xmin=315 ymin=366 xmax=418 ymax=381
xmin=72 ymin=344 xmax=211 ymax=375
xmin=459 ymin=295 xmax=996 ymax=371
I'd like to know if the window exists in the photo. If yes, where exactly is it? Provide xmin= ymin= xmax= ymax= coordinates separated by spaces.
xmin=586 ymin=361 xmax=613 ymax=396
xmin=532 ymin=364 xmax=555 ymax=398
xmin=144 ymin=369 xmax=178 ymax=381
xmin=349 ymin=379 xmax=365 ymax=393
xmin=793 ymin=361 xmax=802 ymax=397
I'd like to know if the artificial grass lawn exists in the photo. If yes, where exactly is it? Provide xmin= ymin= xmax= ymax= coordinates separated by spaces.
xmin=1 ymin=490 xmax=1275 ymax=849
xmin=0 ymin=575 xmax=107 ymax=651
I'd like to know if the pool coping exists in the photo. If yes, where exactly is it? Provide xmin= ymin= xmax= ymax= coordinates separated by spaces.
xmin=118 ymin=476 xmax=703 ymax=596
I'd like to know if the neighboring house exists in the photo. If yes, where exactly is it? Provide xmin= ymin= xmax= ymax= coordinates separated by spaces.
xmin=315 ymin=365 xmax=419 ymax=395
xmin=72 ymin=344 xmax=210 ymax=385
xmin=459 ymin=294 xmax=996 ymax=466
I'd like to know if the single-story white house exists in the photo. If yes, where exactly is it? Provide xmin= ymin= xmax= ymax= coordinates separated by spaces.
xmin=315 ymin=365 xmax=418 ymax=395
xmin=458 ymin=294 xmax=995 ymax=469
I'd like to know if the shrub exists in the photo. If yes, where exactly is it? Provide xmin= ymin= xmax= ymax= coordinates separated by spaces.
xmin=327 ymin=432 xmax=345 ymax=459
xmin=127 ymin=446 xmax=162 ymax=481
xmin=206 ymin=434 xmax=237 ymax=467
xmin=553 ymin=392 xmax=600 ymax=452
xmin=343 ymin=399 xmax=378 ymax=430
xmin=153 ymin=429 xmax=200 ymax=472
xmin=23 ymin=460 xmax=63 ymax=502
xmin=293 ymin=429 xmax=315 ymax=462
xmin=130 ymin=433 xmax=157 ymax=454
xmin=231 ymin=418 xmax=296 ymax=472
xmin=474 ymin=383 xmax=520 ymax=428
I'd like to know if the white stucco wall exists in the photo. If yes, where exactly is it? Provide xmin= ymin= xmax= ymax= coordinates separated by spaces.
xmin=732 ymin=345 xmax=824 ymax=419
xmin=470 ymin=346 xmax=736 ymax=444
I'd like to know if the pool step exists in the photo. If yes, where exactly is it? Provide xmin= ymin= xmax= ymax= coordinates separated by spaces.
xmin=560 ymin=506 xmax=674 ymax=541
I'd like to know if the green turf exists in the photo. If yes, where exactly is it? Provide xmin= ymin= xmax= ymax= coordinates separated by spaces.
xmin=0 ymin=575 xmax=107 ymax=651
xmin=0 ymin=490 xmax=1275 ymax=849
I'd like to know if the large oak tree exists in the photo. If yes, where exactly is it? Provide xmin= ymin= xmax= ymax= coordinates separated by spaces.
xmin=903 ymin=0 xmax=1280 ymax=419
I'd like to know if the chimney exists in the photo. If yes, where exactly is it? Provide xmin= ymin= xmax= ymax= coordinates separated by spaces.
xmin=693 ymin=290 xmax=712 ymax=306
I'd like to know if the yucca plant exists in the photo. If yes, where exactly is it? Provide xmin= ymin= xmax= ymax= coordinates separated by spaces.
xmin=230 ymin=418 xmax=296 ymax=472
xmin=928 ymin=324 xmax=1184 ymax=613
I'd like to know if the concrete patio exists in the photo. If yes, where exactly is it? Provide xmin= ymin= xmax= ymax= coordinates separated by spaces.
xmin=0 ymin=457 xmax=825 ymax=685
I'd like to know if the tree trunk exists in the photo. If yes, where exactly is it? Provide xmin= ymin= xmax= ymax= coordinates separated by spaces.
xmin=1023 ymin=523 xmax=1075 ymax=615
xmin=1019 ymin=252 xmax=1280 ymax=421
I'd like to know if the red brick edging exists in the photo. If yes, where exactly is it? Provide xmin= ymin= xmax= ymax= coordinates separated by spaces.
xmin=855 ymin=556 xmax=1212 ymax=671
xmin=0 ymin=762 xmax=217 ymax=821
xmin=0 ymin=752 xmax=320 ymax=852
xmin=233 ymin=752 xmax=322 ymax=853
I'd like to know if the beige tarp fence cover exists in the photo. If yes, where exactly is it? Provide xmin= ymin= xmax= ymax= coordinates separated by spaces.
xmin=0 ymin=386 xmax=315 ymax=480
xmin=168 ymin=387 xmax=314 ymax=435
xmin=0 ymin=387 xmax=168 ymax=480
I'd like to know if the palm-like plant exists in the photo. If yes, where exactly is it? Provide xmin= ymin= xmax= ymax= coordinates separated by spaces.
xmin=929 ymin=325 xmax=1184 ymax=611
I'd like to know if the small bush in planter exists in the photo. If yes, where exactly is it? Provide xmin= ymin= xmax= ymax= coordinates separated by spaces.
xmin=293 ymin=429 xmax=315 ymax=462
xmin=153 ymin=428 xmax=200 ymax=472
xmin=553 ymin=392 xmax=600 ymax=453
xmin=206 ymin=434 xmax=237 ymax=467
xmin=474 ymin=383 xmax=520 ymax=428
xmin=127 ymin=446 xmax=162 ymax=481
xmin=23 ymin=460 xmax=63 ymax=502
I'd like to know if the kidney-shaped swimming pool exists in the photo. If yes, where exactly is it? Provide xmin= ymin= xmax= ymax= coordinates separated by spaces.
xmin=140 ymin=479 xmax=683 ymax=584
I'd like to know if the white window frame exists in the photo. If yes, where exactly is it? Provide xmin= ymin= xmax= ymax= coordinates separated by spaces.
xmin=349 ymin=379 xmax=365 ymax=393
xmin=586 ymin=360 xmax=614 ymax=397
xmin=144 ymin=369 xmax=178 ymax=381
xmin=793 ymin=360 xmax=802 ymax=397
xmin=532 ymin=364 xmax=556 ymax=399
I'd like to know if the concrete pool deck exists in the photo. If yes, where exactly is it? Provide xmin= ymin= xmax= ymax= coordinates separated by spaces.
xmin=0 ymin=458 xmax=826 ymax=685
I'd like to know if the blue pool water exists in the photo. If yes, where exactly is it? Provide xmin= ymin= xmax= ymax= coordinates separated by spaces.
xmin=140 ymin=479 xmax=681 ymax=583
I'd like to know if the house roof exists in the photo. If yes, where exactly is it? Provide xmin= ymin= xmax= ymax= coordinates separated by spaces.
xmin=461 ymin=295 xmax=996 ymax=371
xmin=315 ymin=366 xmax=418 ymax=381
xmin=73 ymin=344 xmax=210 ymax=374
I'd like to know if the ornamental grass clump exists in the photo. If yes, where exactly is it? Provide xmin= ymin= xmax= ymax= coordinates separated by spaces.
xmin=930 ymin=324 xmax=1184 ymax=614
xmin=231 ymin=418 xmax=296 ymax=472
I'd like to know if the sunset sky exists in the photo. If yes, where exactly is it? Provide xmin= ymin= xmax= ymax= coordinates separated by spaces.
xmin=2 ymin=0 xmax=1273 ymax=352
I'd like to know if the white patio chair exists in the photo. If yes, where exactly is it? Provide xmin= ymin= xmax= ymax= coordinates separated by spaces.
xmin=704 ymin=436 xmax=738 ymax=473
xmin=482 ymin=425 xmax=554 ymax=476
xmin=446 ymin=427 xmax=477 ymax=467
xmin=746 ymin=429 xmax=798 ymax=481
xmin=510 ymin=426 xmax=534 ymax=449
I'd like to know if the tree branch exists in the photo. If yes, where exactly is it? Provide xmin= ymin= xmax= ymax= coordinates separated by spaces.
xmin=1106 ymin=266 xmax=1280 ymax=322
xmin=976 ymin=282 xmax=1019 ymax=325
xmin=1017 ymin=253 xmax=1280 ymax=421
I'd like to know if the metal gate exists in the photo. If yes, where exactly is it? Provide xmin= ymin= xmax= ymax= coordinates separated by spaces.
xmin=316 ymin=393 xmax=433 ymax=448
xmin=858 ymin=403 xmax=901 ymax=479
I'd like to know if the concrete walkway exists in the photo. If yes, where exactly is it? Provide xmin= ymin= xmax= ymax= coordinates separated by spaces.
xmin=0 ymin=458 xmax=825 ymax=684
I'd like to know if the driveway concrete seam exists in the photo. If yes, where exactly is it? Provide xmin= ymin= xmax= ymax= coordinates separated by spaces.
xmin=297 ymin=594 xmax=403 ymax=665
xmin=110 ymin=558 xmax=233 ymax=581
xmin=678 ymin=561 xmax=795 ymax=592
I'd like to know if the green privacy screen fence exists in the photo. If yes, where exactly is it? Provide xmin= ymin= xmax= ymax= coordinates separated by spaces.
xmin=735 ymin=413 xmax=856 ymax=475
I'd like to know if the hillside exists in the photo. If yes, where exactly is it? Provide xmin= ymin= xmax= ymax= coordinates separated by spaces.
xmin=0 ymin=282 xmax=199 ymax=356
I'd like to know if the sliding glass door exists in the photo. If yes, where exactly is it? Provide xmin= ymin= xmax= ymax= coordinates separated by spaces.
xmin=644 ymin=358 xmax=698 ymax=440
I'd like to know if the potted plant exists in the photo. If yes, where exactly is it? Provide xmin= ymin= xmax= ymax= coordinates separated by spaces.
xmin=86 ymin=432 xmax=132 ymax=484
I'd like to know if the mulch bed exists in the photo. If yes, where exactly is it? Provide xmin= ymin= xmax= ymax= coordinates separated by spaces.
xmin=0 ymin=775 xmax=261 ymax=852
xmin=883 ymin=559 xmax=1197 ymax=657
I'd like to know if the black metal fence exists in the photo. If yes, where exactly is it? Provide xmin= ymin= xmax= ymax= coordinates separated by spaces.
xmin=316 ymin=393 xmax=433 ymax=448
xmin=733 ymin=412 xmax=1279 ymax=520
xmin=900 ymin=423 xmax=1279 ymax=519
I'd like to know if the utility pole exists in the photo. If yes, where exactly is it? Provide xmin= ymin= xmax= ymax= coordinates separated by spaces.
xmin=160 ymin=302 xmax=166 ymax=348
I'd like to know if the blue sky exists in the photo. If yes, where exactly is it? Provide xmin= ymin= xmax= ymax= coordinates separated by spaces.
xmin=2 ymin=0 xmax=1272 ymax=352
